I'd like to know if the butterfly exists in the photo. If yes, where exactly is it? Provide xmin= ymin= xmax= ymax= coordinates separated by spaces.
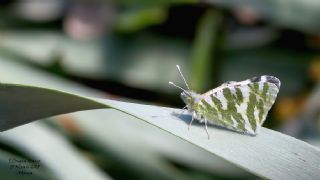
xmin=169 ymin=65 xmax=280 ymax=139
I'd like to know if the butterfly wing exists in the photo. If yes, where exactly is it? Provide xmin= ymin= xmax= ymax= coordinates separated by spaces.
xmin=195 ymin=76 xmax=280 ymax=135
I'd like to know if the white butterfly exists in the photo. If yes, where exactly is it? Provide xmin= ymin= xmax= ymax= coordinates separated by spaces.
xmin=169 ymin=65 xmax=280 ymax=139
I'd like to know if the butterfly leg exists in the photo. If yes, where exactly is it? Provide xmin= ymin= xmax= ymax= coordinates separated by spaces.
xmin=188 ymin=111 xmax=195 ymax=130
xmin=177 ymin=105 xmax=187 ymax=118
xmin=204 ymin=118 xmax=210 ymax=139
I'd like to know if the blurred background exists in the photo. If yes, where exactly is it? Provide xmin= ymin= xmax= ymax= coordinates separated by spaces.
xmin=0 ymin=0 xmax=319 ymax=179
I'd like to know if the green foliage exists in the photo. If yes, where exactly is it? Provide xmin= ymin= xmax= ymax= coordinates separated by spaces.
xmin=0 ymin=1 xmax=319 ymax=179
xmin=190 ymin=10 xmax=223 ymax=91
xmin=0 ymin=83 xmax=319 ymax=179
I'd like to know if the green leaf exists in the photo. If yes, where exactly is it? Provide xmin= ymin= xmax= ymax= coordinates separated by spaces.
xmin=190 ymin=9 xmax=223 ymax=91
xmin=115 ymin=6 xmax=168 ymax=32
xmin=0 ymin=83 xmax=319 ymax=179
xmin=0 ymin=57 xmax=250 ymax=178
xmin=72 ymin=109 xmax=252 ymax=178
xmin=0 ymin=123 xmax=111 ymax=180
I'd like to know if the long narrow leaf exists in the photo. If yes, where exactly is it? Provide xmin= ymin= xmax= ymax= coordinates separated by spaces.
xmin=0 ymin=84 xmax=319 ymax=179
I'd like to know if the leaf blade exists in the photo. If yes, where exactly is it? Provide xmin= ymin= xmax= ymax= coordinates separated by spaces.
xmin=0 ymin=83 xmax=319 ymax=179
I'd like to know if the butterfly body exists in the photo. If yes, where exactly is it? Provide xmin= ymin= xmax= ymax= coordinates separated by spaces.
xmin=169 ymin=65 xmax=280 ymax=138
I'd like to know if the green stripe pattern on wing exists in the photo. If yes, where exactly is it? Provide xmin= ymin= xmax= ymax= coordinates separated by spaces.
xmin=194 ymin=82 xmax=277 ymax=135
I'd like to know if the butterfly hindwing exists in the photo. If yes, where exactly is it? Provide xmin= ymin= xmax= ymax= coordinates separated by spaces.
xmin=195 ymin=76 xmax=280 ymax=135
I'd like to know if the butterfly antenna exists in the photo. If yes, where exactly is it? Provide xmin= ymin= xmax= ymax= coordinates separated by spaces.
xmin=176 ymin=65 xmax=190 ymax=90
xmin=169 ymin=82 xmax=191 ymax=95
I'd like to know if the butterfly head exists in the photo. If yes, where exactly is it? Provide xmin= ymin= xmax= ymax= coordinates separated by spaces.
xmin=169 ymin=65 xmax=201 ymax=107
xmin=180 ymin=90 xmax=201 ymax=107
xmin=180 ymin=90 xmax=192 ymax=104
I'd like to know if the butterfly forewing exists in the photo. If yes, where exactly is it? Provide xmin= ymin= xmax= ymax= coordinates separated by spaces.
xmin=195 ymin=77 xmax=280 ymax=135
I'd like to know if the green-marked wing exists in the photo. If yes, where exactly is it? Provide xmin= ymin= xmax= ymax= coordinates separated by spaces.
xmin=195 ymin=80 xmax=280 ymax=135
